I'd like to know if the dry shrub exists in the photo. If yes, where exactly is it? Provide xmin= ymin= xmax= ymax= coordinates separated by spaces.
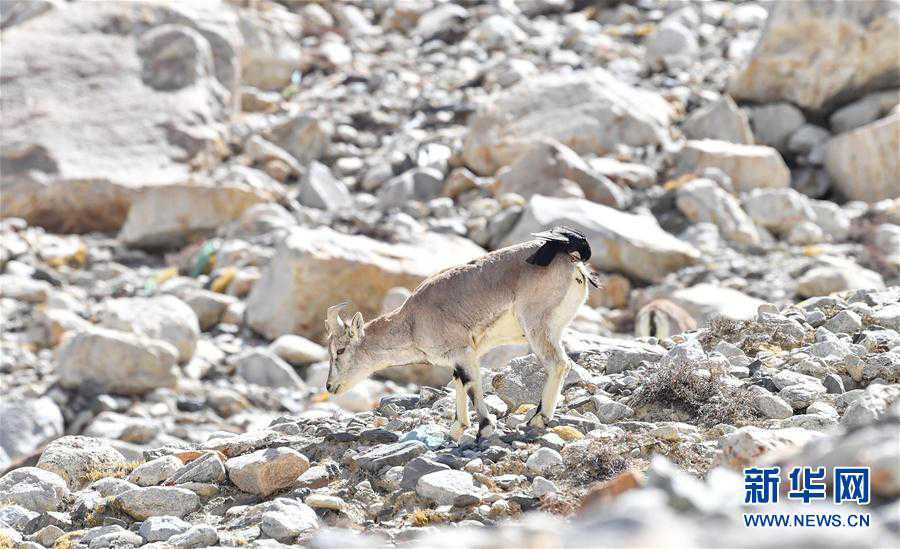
xmin=628 ymin=355 xmax=755 ymax=428
xmin=700 ymin=315 xmax=812 ymax=356
xmin=82 ymin=461 xmax=141 ymax=484
xmin=560 ymin=438 xmax=629 ymax=486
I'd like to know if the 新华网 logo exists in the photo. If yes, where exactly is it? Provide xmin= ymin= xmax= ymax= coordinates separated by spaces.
xmin=742 ymin=466 xmax=871 ymax=528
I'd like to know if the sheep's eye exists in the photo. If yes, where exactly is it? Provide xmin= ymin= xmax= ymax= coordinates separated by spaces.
xmin=336 ymin=348 xmax=345 ymax=356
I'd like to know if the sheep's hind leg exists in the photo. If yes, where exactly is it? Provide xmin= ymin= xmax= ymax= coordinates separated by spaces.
xmin=449 ymin=374 xmax=470 ymax=441
xmin=452 ymin=354 xmax=496 ymax=442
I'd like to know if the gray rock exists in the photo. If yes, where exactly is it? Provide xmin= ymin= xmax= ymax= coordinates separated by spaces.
xmin=645 ymin=21 xmax=698 ymax=71
xmin=718 ymin=426 xmax=824 ymax=468
xmin=269 ymin=335 xmax=328 ymax=366
xmin=841 ymin=385 xmax=900 ymax=428
xmin=823 ymin=310 xmax=863 ymax=334
xmin=28 ymin=524 xmax=65 ymax=547
xmin=587 ymin=158 xmax=657 ymax=190
xmin=0 ymin=1 xmax=239 ymax=233
xmin=116 ymin=486 xmax=200 ymax=520
xmin=377 ymin=167 xmax=444 ymax=208
xmin=749 ymin=103 xmax=806 ymax=152
xmin=238 ymin=7 xmax=302 ymax=90
xmin=825 ymin=114 xmax=899 ymax=203
xmin=298 ymin=161 xmax=352 ymax=211
xmin=729 ymin=0 xmax=899 ymax=112
xmin=0 ymin=467 xmax=69 ymax=512
xmin=463 ymin=68 xmax=672 ymax=175
xmin=752 ymin=391 xmax=794 ymax=419
xmin=0 ymin=396 xmax=63 ymax=472
xmin=0 ymin=504 xmax=39 ymax=532
xmin=525 ymin=447 xmax=563 ymax=477
xmin=87 ymin=526 xmax=143 ymax=548
xmin=168 ymin=524 xmax=218 ymax=548
xmin=36 ymin=436 xmax=127 ymax=490
xmin=532 ymin=476 xmax=558 ymax=497
xmin=683 ymin=95 xmax=753 ymax=144
xmin=56 ymin=327 xmax=180 ymax=395
xmin=676 ymin=178 xmax=760 ymax=245
xmin=787 ymin=124 xmax=831 ymax=156
xmin=596 ymin=401 xmax=634 ymax=424
xmin=118 ymin=182 xmax=275 ymax=249
xmin=167 ymin=452 xmax=226 ymax=485
xmin=0 ymin=275 xmax=51 ymax=303
xmin=260 ymin=498 xmax=319 ymax=541
xmin=357 ymin=441 xmax=427 ymax=472
xmin=401 ymin=457 xmax=451 ymax=491
xmin=181 ymin=289 xmax=236 ymax=330
xmin=139 ymin=516 xmax=191 ymax=543
xmin=127 ymin=455 xmax=182 ymax=487
xmin=779 ymin=383 xmax=826 ymax=410
xmin=226 ymin=447 xmax=309 ymax=496
xmin=823 ymin=373 xmax=845 ymax=394
xmin=743 ymin=188 xmax=815 ymax=236
xmin=235 ymin=348 xmax=306 ymax=390
xmin=797 ymin=258 xmax=885 ymax=298
xmin=98 ymin=294 xmax=199 ymax=364
xmin=675 ymin=140 xmax=790 ymax=193
xmin=90 ymin=477 xmax=138 ymax=497
xmin=416 ymin=470 xmax=479 ymax=505
xmin=830 ymin=90 xmax=900 ymax=133
xmin=871 ymin=303 xmax=900 ymax=331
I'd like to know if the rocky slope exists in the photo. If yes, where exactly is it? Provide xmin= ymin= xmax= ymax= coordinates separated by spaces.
xmin=1 ymin=0 xmax=898 ymax=547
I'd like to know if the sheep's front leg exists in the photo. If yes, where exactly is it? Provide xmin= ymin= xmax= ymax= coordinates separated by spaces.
xmin=450 ymin=376 xmax=470 ymax=441
xmin=524 ymin=329 xmax=569 ymax=428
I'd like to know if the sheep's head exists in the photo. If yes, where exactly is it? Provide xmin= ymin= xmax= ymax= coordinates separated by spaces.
xmin=324 ymin=302 xmax=368 ymax=394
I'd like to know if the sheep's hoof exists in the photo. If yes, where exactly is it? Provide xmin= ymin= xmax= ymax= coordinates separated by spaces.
xmin=450 ymin=421 xmax=467 ymax=442
xmin=526 ymin=409 xmax=547 ymax=428
xmin=476 ymin=415 xmax=497 ymax=440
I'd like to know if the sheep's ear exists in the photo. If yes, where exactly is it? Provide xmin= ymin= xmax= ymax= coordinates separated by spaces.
xmin=350 ymin=312 xmax=365 ymax=340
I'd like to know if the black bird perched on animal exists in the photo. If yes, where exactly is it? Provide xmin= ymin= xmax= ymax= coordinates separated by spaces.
xmin=526 ymin=226 xmax=600 ymax=287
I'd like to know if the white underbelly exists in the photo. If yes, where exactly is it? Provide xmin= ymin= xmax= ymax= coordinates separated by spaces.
xmin=471 ymin=308 xmax=526 ymax=356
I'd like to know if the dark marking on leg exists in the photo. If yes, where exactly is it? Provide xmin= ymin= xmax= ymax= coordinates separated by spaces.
xmin=479 ymin=416 xmax=491 ymax=432
xmin=453 ymin=364 xmax=470 ymax=385
xmin=467 ymin=386 xmax=476 ymax=403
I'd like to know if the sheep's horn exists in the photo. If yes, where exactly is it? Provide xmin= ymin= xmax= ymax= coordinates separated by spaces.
xmin=325 ymin=302 xmax=350 ymax=334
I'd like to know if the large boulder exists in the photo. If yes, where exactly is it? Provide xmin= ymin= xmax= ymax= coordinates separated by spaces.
xmin=56 ymin=327 xmax=180 ymax=395
xmin=98 ymin=295 xmax=200 ymax=363
xmin=0 ymin=1 xmax=241 ymax=233
xmin=824 ymin=114 xmax=900 ymax=203
xmin=500 ymin=195 xmax=700 ymax=282
xmin=463 ymin=68 xmax=673 ymax=175
xmin=796 ymin=257 xmax=885 ymax=298
xmin=675 ymin=140 xmax=790 ymax=193
xmin=0 ymin=397 xmax=63 ymax=473
xmin=236 ymin=4 xmax=303 ymax=91
xmin=670 ymin=284 xmax=765 ymax=322
xmin=0 ymin=467 xmax=69 ymax=512
xmin=246 ymin=227 xmax=484 ymax=340
xmin=729 ymin=0 xmax=900 ymax=112
xmin=118 ymin=183 xmax=276 ymax=248
xmin=675 ymin=179 xmax=760 ymax=246
xmin=36 ymin=436 xmax=127 ymax=490
xmin=493 ymin=139 xmax=629 ymax=208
